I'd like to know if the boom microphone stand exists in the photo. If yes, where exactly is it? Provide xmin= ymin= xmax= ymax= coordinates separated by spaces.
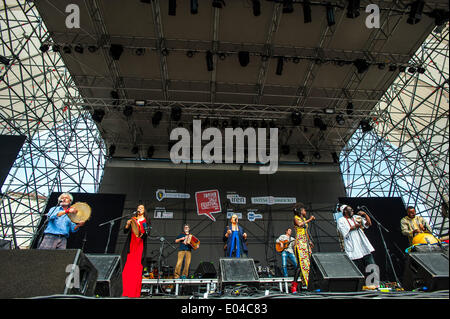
xmin=360 ymin=205 xmax=402 ymax=288
xmin=98 ymin=212 xmax=134 ymax=254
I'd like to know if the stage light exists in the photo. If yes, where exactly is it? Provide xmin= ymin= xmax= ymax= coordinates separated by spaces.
xmin=171 ymin=105 xmax=182 ymax=121
xmin=377 ymin=63 xmax=386 ymax=70
xmin=109 ymin=145 xmax=116 ymax=157
xmin=282 ymin=0 xmax=293 ymax=13
xmin=353 ymin=59 xmax=369 ymax=73
xmin=152 ymin=110 xmax=163 ymax=127
xmin=92 ymin=109 xmax=105 ymax=123
xmin=324 ymin=107 xmax=335 ymax=114
xmin=186 ymin=51 xmax=194 ymax=58
xmin=63 ymin=45 xmax=72 ymax=54
xmin=291 ymin=111 xmax=302 ymax=126
xmin=346 ymin=102 xmax=354 ymax=115
xmin=399 ymin=66 xmax=406 ymax=72
xmin=359 ymin=119 xmax=373 ymax=132
xmin=346 ymin=0 xmax=360 ymax=19
xmin=331 ymin=151 xmax=339 ymax=164
xmin=297 ymin=151 xmax=305 ymax=162
xmin=281 ymin=145 xmax=290 ymax=155
xmin=276 ymin=57 xmax=284 ymax=76
xmin=0 ymin=55 xmax=10 ymax=66
xmin=52 ymin=44 xmax=60 ymax=52
xmin=222 ymin=119 xmax=229 ymax=128
xmin=326 ymin=3 xmax=335 ymax=26
xmin=336 ymin=114 xmax=345 ymax=125
xmin=169 ymin=0 xmax=176 ymax=16
xmin=131 ymin=145 xmax=139 ymax=154
xmin=74 ymin=44 xmax=84 ymax=54
xmin=135 ymin=48 xmax=145 ymax=56
xmin=206 ymin=51 xmax=214 ymax=71
xmin=123 ymin=105 xmax=133 ymax=117
xmin=212 ymin=0 xmax=225 ymax=9
xmin=407 ymin=0 xmax=425 ymax=25
xmin=293 ymin=57 xmax=300 ymax=64
xmin=314 ymin=116 xmax=327 ymax=131
xmin=191 ymin=0 xmax=198 ymax=14
xmin=40 ymin=43 xmax=49 ymax=53
xmin=238 ymin=51 xmax=250 ymax=67
xmin=313 ymin=151 xmax=321 ymax=160
xmin=408 ymin=67 xmax=416 ymax=74
xmin=417 ymin=66 xmax=426 ymax=74
xmin=303 ymin=0 xmax=312 ymax=23
xmin=147 ymin=145 xmax=155 ymax=158
xmin=88 ymin=45 xmax=98 ymax=53
xmin=429 ymin=9 xmax=449 ymax=27
xmin=388 ymin=65 xmax=397 ymax=72
xmin=110 ymin=44 xmax=124 ymax=60
xmin=218 ymin=52 xmax=226 ymax=60
xmin=252 ymin=0 xmax=261 ymax=16
xmin=135 ymin=100 xmax=146 ymax=106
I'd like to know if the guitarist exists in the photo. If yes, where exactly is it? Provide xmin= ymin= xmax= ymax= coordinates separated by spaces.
xmin=276 ymin=228 xmax=297 ymax=277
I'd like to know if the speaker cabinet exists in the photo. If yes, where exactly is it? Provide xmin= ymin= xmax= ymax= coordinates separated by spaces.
xmin=218 ymin=258 xmax=259 ymax=290
xmin=0 ymin=249 xmax=98 ymax=298
xmin=194 ymin=262 xmax=217 ymax=279
xmin=309 ymin=252 xmax=364 ymax=292
xmin=402 ymin=252 xmax=449 ymax=291
xmin=86 ymin=254 xmax=122 ymax=297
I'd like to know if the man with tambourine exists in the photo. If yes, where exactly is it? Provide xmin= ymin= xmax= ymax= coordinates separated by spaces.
xmin=174 ymin=224 xmax=199 ymax=279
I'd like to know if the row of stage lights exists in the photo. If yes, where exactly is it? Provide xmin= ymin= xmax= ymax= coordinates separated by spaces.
xmin=142 ymin=0 xmax=448 ymax=28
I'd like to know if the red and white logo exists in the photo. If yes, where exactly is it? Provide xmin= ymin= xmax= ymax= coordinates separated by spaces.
xmin=195 ymin=190 xmax=221 ymax=222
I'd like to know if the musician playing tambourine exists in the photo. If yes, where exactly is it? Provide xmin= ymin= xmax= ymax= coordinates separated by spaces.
xmin=401 ymin=206 xmax=433 ymax=245
xmin=275 ymin=228 xmax=297 ymax=277
xmin=174 ymin=224 xmax=198 ymax=279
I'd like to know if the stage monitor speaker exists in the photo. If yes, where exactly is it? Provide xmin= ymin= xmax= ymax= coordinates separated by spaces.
xmin=0 ymin=249 xmax=98 ymax=298
xmin=219 ymin=258 xmax=259 ymax=289
xmin=309 ymin=252 xmax=364 ymax=292
xmin=0 ymin=239 xmax=11 ymax=250
xmin=402 ymin=252 xmax=449 ymax=291
xmin=86 ymin=254 xmax=122 ymax=297
xmin=194 ymin=262 xmax=217 ymax=279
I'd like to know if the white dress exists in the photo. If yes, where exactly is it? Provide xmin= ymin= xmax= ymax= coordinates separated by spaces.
xmin=337 ymin=215 xmax=375 ymax=260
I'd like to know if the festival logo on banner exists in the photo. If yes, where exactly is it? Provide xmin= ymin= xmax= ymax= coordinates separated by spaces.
xmin=156 ymin=189 xmax=190 ymax=201
xmin=153 ymin=207 xmax=174 ymax=219
xmin=251 ymin=196 xmax=296 ymax=205
xmin=226 ymin=193 xmax=246 ymax=204
xmin=195 ymin=190 xmax=221 ymax=222
xmin=247 ymin=209 xmax=262 ymax=222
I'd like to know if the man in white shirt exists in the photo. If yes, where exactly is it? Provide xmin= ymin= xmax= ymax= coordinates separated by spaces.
xmin=337 ymin=205 xmax=376 ymax=276
xmin=276 ymin=228 xmax=297 ymax=277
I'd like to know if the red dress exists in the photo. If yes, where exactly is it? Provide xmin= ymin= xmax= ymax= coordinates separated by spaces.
xmin=122 ymin=218 xmax=146 ymax=297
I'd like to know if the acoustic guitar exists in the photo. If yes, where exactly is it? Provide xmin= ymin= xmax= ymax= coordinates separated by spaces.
xmin=276 ymin=239 xmax=294 ymax=252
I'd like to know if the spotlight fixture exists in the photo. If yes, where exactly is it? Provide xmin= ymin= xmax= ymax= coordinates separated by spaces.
xmin=123 ymin=105 xmax=133 ymax=117
xmin=408 ymin=67 xmax=416 ymax=74
xmin=169 ymin=0 xmax=176 ymax=16
xmin=291 ymin=111 xmax=302 ymax=126
xmin=252 ymin=0 xmax=261 ymax=16
xmin=297 ymin=151 xmax=305 ymax=162
xmin=206 ymin=51 xmax=214 ymax=71
xmin=191 ymin=0 xmax=198 ymax=14
xmin=63 ymin=45 xmax=72 ymax=54
xmin=238 ymin=51 xmax=250 ymax=67
xmin=52 ymin=44 xmax=60 ymax=52
xmin=110 ymin=90 xmax=119 ymax=105
xmin=218 ymin=52 xmax=226 ymax=60
xmin=131 ymin=145 xmax=139 ymax=155
xmin=353 ymin=59 xmax=369 ymax=74
xmin=222 ymin=119 xmax=229 ymax=128
xmin=135 ymin=100 xmax=146 ymax=107
xmin=407 ymin=0 xmax=425 ymax=25
xmin=429 ymin=9 xmax=450 ymax=27
xmin=346 ymin=102 xmax=354 ymax=115
xmin=293 ymin=57 xmax=300 ymax=64
xmin=359 ymin=119 xmax=373 ymax=132
xmin=186 ymin=50 xmax=194 ymax=58
xmin=109 ymin=144 xmax=116 ymax=157
xmin=313 ymin=151 xmax=321 ymax=160
xmin=399 ymin=66 xmax=406 ymax=72
xmin=388 ymin=65 xmax=397 ymax=72
xmin=147 ymin=145 xmax=155 ymax=158
xmin=303 ymin=0 xmax=312 ymax=23
xmin=135 ymin=48 xmax=145 ymax=56
xmin=346 ymin=0 xmax=360 ymax=19
xmin=40 ymin=43 xmax=49 ymax=53
xmin=313 ymin=116 xmax=327 ymax=131
xmin=281 ymin=145 xmax=290 ymax=155
xmin=109 ymin=44 xmax=124 ymax=60
xmin=74 ymin=44 xmax=84 ymax=54
xmin=171 ymin=105 xmax=182 ymax=121
xmin=377 ymin=63 xmax=386 ymax=70
xmin=88 ymin=45 xmax=98 ymax=53
xmin=276 ymin=57 xmax=284 ymax=76
xmin=336 ymin=114 xmax=345 ymax=125
xmin=331 ymin=151 xmax=339 ymax=164
xmin=326 ymin=3 xmax=335 ymax=26
xmin=92 ymin=109 xmax=105 ymax=123
xmin=212 ymin=0 xmax=225 ymax=9
xmin=324 ymin=107 xmax=335 ymax=114
xmin=417 ymin=66 xmax=426 ymax=74
xmin=152 ymin=110 xmax=163 ymax=127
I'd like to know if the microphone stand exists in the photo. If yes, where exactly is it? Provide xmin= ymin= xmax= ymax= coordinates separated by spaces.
xmin=98 ymin=212 xmax=134 ymax=254
xmin=360 ymin=205 xmax=402 ymax=288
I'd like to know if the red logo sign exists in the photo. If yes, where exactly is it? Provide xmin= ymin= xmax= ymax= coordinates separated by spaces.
xmin=195 ymin=190 xmax=221 ymax=222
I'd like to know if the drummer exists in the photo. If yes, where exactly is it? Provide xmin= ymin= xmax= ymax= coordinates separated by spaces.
xmin=400 ymin=206 xmax=432 ymax=245
xmin=38 ymin=192 xmax=85 ymax=250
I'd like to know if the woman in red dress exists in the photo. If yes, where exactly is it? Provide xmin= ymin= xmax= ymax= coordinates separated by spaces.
xmin=121 ymin=204 xmax=149 ymax=298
